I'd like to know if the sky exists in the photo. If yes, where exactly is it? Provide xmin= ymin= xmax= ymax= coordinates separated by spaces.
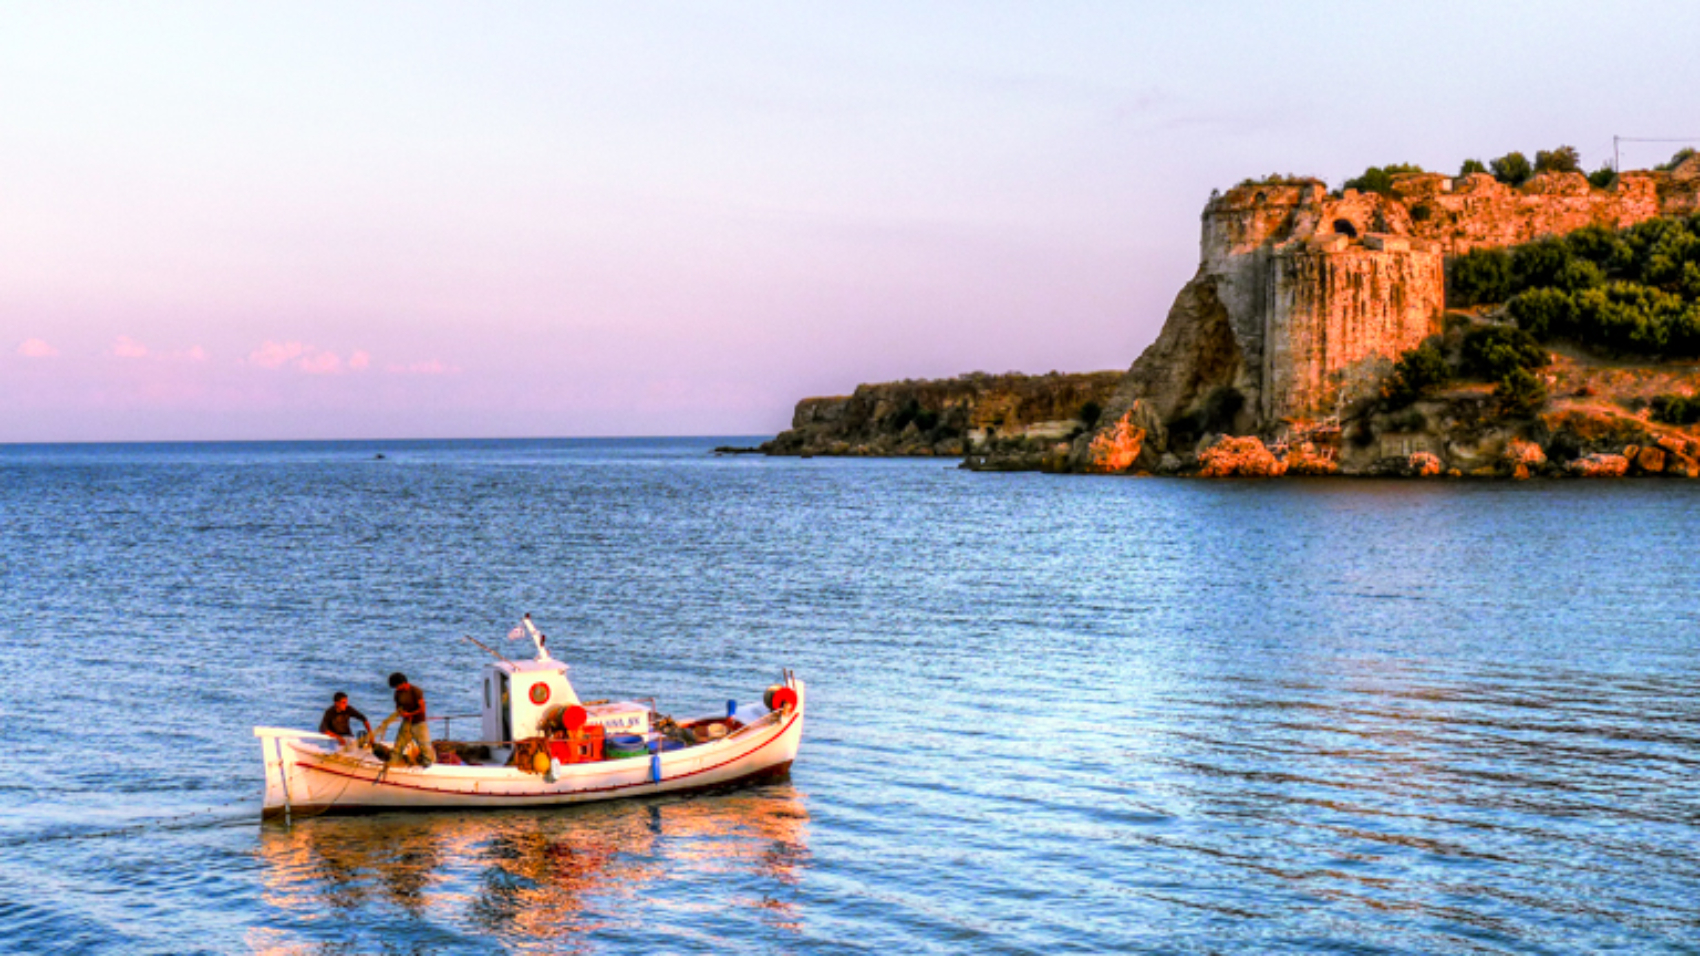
xmin=4 ymin=2 xmax=1700 ymax=442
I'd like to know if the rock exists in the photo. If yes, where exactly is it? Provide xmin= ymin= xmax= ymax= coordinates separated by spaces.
xmin=1504 ymin=439 xmax=1546 ymax=481
xmin=1410 ymin=452 xmax=1443 ymax=477
xmin=1665 ymin=452 xmax=1700 ymax=478
xmin=1081 ymin=401 xmax=1165 ymax=474
xmin=1568 ymin=454 xmax=1630 ymax=477
xmin=1635 ymin=446 xmax=1667 ymax=474
xmin=1197 ymin=436 xmax=1286 ymax=478
xmin=1284 ymin=441 xmax=1341 ymax=476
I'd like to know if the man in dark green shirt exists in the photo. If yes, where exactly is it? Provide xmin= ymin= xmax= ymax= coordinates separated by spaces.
xmin=318 ymin=692 xmax=373 ymax=749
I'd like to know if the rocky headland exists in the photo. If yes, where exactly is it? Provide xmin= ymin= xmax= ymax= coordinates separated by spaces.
xmin=763 ymin=149 xmax=1700 ymax=479
xmin=758 ymin=371 xmax=1121 ymax=463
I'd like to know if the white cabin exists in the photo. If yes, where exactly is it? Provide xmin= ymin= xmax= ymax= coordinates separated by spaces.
xmin=479 ymin=658 xmax=652 ymax=744
xmin=481 ymin=659 xmax=579 ymax=744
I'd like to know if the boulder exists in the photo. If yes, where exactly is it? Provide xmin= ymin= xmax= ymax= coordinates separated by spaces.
xmin=1197 ymin=436 xmax=1286 ymax=478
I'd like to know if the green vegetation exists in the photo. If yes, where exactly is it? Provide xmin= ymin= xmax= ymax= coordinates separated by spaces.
xmin=1656 ymin=147 xmax=1696 ymax=172
xmin=1449 ymin=215 xmax=1700 ymax=359
xmin=1459 ymin=158 xmax=1488 ymax=176
xmin=1461 ymin=324 xmax=1547 ymax=381
xmin=1534 ymin=146 xmax=1581 ymax=175
xmin=1651 ymin=394 xmax=1700 ymax=425
xmin=1381 ymin=338 xmax=1451 ymax=406
xmin=1077 ymin=400 xmax=1102 ymax=427
xmin=1491 ymin=152 xmax=1533 ymax=186
xmin=1588 ymin=164 xmax=1618 ymax=189
xmin=1343 ymin=163 xmax=1425 ymax=196
xmin=1496 ymin=366 xmax=1548 ymax=416
xmin=1236 ymin=173 xmax=1313 ymax=188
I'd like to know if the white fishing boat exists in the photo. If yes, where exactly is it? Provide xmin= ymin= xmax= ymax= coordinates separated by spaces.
xmin=254 ymin=618 xmax=805 ymax=821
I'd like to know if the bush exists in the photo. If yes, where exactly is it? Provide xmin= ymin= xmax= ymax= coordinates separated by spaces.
xmin=1459 ymin=158 xmax=1488 ymax=176
xmin=1344 ymin=163 xmax=1425 ymax=196
xmin=1509 ymin=288 xmax=1575 ymax=339
xmin=1651 ymin=394 xmax=1700 ymax=425
xmin=1077 ymin=400 xmax=1102 ymax=427
xmin=1656 ymin=147 xmax=1697 ymax=172
xmin=1448 ymin=247 xmax=1513 ymax=306
xmin=1496 ymin=366 xmax=1548 ymax=416
xmin=1461 ymin=325 xmax=1548 ymax=381
xmin=1447 ymin=214 xmax=1700 ymax=359
xmin=1491 ymin=151 xmax=1533 ymax=186
xmin=1534 ymin=146 xmax=1581 ymax=175
xmin=1382 ymin=338 xmax=1451 ymax=407
xmin=1587 ymin=164 xmax=1618 ymax=189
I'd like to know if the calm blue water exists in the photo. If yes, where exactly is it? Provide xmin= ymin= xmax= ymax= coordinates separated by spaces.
xmin=1 ymin=438 xmax=1697 ymax=955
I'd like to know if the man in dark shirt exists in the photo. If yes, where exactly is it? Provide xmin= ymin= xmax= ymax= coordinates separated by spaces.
xmin=388 ymin=672 xmax=433 ymax=768
xmin=318 ymin=692 xmax=373 ymax=749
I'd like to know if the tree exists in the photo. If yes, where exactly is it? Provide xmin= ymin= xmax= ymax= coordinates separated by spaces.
xmin=1491 ymin=151 xmax=1533 ymax=186
xmin=1587 ymin=164 xmax=1618 ymax=189
xmin=1461 ymin=324 xmax=1548 ymax=381
xmin=1496 ymin=367 xmax=1547 ymax=416
xmin=1656 ymin=147 xmax=1697 ymax=172
xmin=1343 ymin=163 xmax=1424 ymax=196
xmin=1534 ymin=146 xmax=1581 ymax=175
xmin=1447 ymin=247 xmax=1513 ymax=306
xmin=1459 ymin=158 xmax=1488 ymax=176
xmin=1382 ymin=339 xmax=1452 ymax=408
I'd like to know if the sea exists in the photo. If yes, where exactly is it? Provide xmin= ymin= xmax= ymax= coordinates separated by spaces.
xmin=1 ymin=438 xmax=1696 ymax=955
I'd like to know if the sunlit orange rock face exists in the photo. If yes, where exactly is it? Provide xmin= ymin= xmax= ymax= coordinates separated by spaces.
xmin=1568 ymin=454 xmax=1630 ymax=477
xmin=1504 ymin=440 xmax=1546 ymax=480
xmin=1086 ymin=413 xmax=1146 ymax=473
xmin=1198 ymin=436 xmax=1286 ymax=477
xmin=1281 ymin=441 xmax=1340 ymax=475
xmin=1409 ymin=452 xmax=1442 ymax=477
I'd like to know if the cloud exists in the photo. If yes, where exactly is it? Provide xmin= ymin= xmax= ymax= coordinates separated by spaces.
xmin=248 ymin=340 xmax=308 ymax=369
xmin=387 ymin=359 xmax=461 ymax=375
xmin=246 ymin=341 xmax=370 ymax=375
xmin=17 ymin=338 xmax=59 ymax=358
xmin=296 ymin=351 xmax=343 ymax=375
xmin=111 ymin=335 xmax=149 ymax=358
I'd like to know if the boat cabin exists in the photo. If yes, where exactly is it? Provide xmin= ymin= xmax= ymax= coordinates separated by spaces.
xmin=480 ymin=658 xmax=651 ymax=745
xmin=481 ymin=659 xmax=579 ymax=744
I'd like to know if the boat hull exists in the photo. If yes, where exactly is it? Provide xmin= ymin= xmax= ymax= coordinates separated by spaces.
xmin=257 ymin=681 xmax=805 ymax=820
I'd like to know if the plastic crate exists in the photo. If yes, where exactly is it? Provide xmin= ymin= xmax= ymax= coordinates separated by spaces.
xmin=548 ymin=725 xmax=605 ymax=764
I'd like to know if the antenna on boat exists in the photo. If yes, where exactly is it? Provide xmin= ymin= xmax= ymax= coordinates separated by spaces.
xmin=521 ymin=613 xmax=551 ymax=661
xmin=463 ymin=634 xmax=510 ymax=663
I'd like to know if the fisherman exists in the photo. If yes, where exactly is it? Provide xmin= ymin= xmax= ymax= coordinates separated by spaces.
xmin=318 ymin=691 xmax=373 ymax=749
xmin=388 ymin=672 xmax=434 ymax=768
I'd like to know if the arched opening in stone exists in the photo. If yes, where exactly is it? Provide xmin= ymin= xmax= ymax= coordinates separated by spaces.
xmin=1254 ymin=191 xmax=1267 ymax=204
xmin=1332 ymin=218 xmax=1358 ymax=238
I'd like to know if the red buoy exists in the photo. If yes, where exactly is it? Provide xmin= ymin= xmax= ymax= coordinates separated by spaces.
xmin=563 ymin=704 xmax=588 ymax=731
xmin=771 ymin=687 xmax=798 ymax=712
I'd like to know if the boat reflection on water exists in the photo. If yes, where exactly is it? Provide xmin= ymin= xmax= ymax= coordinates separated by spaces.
xmin=252 ymin=784 xmax=810 ymax=951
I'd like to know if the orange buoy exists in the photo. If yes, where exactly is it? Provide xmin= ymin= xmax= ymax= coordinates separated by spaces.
xmin=771 ymin=687 xmax=798 ymax=712
xmin=563 ymin=704 xmax=588 ymax=731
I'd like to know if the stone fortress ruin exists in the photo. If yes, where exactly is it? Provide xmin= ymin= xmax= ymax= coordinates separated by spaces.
xmin=1066 ymin=155 xmax=1700 ymax=472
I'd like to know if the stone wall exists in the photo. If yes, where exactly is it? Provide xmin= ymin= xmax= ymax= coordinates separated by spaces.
xmin=1261 ymin=235 xmax=1445 ymax=421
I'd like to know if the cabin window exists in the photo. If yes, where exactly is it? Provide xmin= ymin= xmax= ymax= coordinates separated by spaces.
xmin=484 ymin=678 xmax=491 ymax=709
xmin=1333 ymin=219 xmax=1358 ymax=238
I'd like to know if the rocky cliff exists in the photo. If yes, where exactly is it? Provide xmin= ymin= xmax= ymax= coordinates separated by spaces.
xmin=1047 ymin=155 xmax=1700 ymax=475
xmin=760 ymin=371 xmax=1121 ymax=459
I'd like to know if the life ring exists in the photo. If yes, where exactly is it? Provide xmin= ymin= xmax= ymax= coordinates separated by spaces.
xmin=770 ymin=687 xmax=798 ymax=711
xmin=529 ymin=682 xmax=551 ymax=706
xmin=563 ymin=704 xmax=588 ymax=731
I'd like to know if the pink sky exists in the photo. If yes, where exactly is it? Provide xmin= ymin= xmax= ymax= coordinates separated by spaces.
xmin=4 ymin=2 xmax=1699 ymax=442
